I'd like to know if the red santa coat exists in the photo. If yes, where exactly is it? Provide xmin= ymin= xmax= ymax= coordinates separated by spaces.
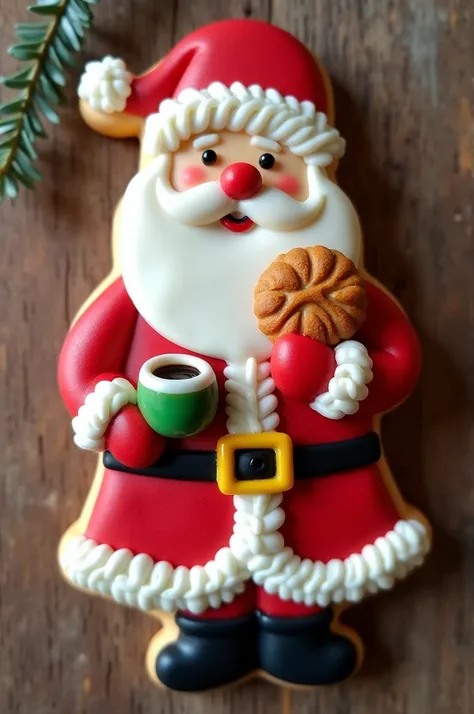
xmin=59 ymin=276 xmax=423 ymax=615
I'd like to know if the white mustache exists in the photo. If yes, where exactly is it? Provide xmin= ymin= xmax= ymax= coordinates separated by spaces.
xmin=154 ymin=154 xmax=326 ymax=231
xmin=242 ymin=168 xmax=326 ymax=230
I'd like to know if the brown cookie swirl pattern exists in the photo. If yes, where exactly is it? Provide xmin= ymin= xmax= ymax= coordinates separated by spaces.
xmin=254 ymin=245 xmax=367 ymax=346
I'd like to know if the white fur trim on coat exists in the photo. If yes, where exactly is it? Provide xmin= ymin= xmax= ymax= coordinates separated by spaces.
xmin=230 ymin=494 xmax=430 ymax=606
xmin=71 ymin=378 xmax=136 ymax=451
xmin=224 ymin=358 xmax=279 ymax=434
xmin=310 ymin=341 xmax=374 ymax=419
xmin=61 ymin=513 xmax=429 ymax=614
xmin=60 ymin=537 xmax=248 ymax=615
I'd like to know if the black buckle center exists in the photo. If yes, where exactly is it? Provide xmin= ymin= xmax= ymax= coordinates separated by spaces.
xmin=235 ymin=449 xmax=276 ymax=481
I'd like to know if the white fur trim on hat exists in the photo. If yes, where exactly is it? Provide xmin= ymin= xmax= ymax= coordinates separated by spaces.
xmin=142 ymin=82 xmax=345 ymax=166
xmin=78 ymin=56 xmax=132 ymax=114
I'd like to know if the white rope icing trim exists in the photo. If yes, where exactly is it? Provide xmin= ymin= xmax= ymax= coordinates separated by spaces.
xmin=61 ymin=511 xmax=429 ymax=612
xmin=310 ymin=341 xmax=374 ymax=420
xmin=230 ymin=493 xmax=430 ymax=606
xmin=78 ymin=56 xmax=132 ymax=113
xmin=71 ymin=378 xmax=136 ymax=452
xmin=224 ymin=358 xmax=279 ymax=434
xmin=60 ymin=537 xmax=248 ymax=615
xmin=143 ymin=81 xmax=345 ymax=166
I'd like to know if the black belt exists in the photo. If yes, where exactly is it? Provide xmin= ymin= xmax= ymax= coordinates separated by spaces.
xmin=103 ymin=432 xmax=381 ymax=482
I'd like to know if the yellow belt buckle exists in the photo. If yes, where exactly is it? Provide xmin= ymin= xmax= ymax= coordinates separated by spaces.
xmin=216 ymin=432 xmax=294 ymax=495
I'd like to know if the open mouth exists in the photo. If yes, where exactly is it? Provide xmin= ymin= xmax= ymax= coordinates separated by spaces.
xmin=220 ymin=212 xmax=255 ymax=233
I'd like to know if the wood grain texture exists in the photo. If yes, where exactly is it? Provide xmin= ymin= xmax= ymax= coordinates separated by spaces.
xmin=0 ymin=0 xmax=473 ymax=712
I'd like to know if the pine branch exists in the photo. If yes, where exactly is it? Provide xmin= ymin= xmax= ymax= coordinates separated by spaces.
xmin=0 ymin=0 xmax=100 ymax=204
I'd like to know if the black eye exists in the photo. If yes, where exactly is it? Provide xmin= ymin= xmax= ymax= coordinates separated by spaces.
xmin=201 ymin=149 xmax=217 ymax=166
xmin=259 ymin=153 xmax=275 ymax=170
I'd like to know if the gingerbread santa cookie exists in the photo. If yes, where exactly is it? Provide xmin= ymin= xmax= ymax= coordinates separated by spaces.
xmin=58 ymin=19 xmax=430 ymax=692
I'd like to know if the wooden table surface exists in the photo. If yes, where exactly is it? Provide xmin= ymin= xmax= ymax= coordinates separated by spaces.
xmin=1 ymin=1 xmax=473 ymax=712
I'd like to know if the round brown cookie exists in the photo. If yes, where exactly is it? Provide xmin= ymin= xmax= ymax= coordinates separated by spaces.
xmin=254 ymin=245 xmax=367 ymax=346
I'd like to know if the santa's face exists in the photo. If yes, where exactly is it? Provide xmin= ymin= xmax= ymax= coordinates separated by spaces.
xmin=121 ymin=130 xmax=362 ymax=364
xmin=154 ymin=130 xmax=327 ymax=233
xmin=170 ymin=130 xmax=310 ymax=232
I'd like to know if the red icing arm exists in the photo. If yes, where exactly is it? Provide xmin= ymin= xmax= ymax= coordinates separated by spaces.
xmin=58 ymin=277 xmax=138 ymax=414
xmin=271 ymin=334 xmax=336 ymax=403
xmin=355 ymin=281 xmax=422 ymax=416
xmin=58 ymin=277 xmax=165 ymax=467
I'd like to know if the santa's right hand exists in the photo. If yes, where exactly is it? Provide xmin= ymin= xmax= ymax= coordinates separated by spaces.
xmin=270 ymin=334 xmax=336 ymax=403
xmin=106 ymin=405 xmax=166 ymax=469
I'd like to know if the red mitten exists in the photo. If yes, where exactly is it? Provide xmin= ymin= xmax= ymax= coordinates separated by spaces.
xmin=106 ymin=404 xmax=165 ymax=469
xmin=271 ymin=334 xmax=336 ymax=403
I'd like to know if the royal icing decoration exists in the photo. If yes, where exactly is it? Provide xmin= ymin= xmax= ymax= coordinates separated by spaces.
xmin=310 ymin=341 xmax=374 ymax=419
xmin=61 ymin=507 xmax=429 ymax=614
xmin=142 ymin=82 xmax=345 ymax=166
xmin=72 ymin=378 xmax=136 ymax=451
xmin=78 ymin=56 xmax=132 ymax=113
xmin=60 ymin=537 xmax=247 ymax=614
xmin=224 ymin=358 xmax=279 ymax=434
xmin=231 ymin=496 xmax=429 ymax=606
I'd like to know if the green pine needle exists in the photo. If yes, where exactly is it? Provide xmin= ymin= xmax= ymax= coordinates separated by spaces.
xmin=0 ymin=0 xmax=100 ymax=203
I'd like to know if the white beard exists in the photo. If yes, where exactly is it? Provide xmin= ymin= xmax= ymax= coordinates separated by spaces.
xmin=120 ymin=159 xmax=362 ymax=364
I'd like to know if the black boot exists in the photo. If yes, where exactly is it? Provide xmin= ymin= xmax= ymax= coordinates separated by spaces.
xmin=156 ymin=613 xmax=258 ymax=691
xmin=257 ymin=609 xmax=358 ymax=686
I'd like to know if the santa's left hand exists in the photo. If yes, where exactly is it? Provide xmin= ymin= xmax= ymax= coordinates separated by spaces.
xmin=271 ymin=334 xmax=336 ymax=403
xmin=310 ymin=341 xmax=373 ymax=419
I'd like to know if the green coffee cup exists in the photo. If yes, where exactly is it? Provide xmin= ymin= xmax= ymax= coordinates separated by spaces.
xmin=137 ymin=354 xmax=218 ymax=438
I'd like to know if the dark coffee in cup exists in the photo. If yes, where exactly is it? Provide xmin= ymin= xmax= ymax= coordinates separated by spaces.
xmin=153 ymin=365 xmax=201 ymax=380
xmin=137 ymin=354 xmax=218 ymax=438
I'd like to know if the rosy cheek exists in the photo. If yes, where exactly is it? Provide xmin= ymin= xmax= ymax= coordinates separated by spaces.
xmin=180 ymin=165 xmax=207 ymax=188
xmin=276 ymin=174 xmax=301 ymax=197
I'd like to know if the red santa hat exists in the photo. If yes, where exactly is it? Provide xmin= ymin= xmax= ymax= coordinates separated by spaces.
xmin=78 ymin=19 xmax=344 ymax=166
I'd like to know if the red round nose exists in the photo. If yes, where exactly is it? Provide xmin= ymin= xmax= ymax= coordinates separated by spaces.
xmin=220 ymin=162 xmax=263 ymax=201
